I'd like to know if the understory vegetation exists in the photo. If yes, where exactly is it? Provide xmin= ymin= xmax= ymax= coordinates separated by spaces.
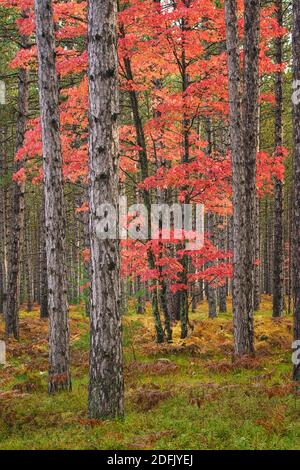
xmin=1 ymin=297 xmax=299 ymax=450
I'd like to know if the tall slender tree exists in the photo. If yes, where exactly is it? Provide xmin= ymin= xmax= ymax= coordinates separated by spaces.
xmin=254 ymin=105 xmax=261 ymax=312
xmin=0 ymin=128 xmax=8 ymax=317
xmin=292 ymin=0 xmax=300 ymax=382
xmin=39 ymin=187 xmax=48 ymax=319
xmin=35 ymin=0 xmax=71 ymax=393
xmin=87 ymin=0 xmax=124 ymax=418
xmin=5 ymin=63 xmax=28 ymax=339
xmin=273 ymin=0 xmax=284 ymax=318
xmin=225 ymin=0 xmax=260 ymax=355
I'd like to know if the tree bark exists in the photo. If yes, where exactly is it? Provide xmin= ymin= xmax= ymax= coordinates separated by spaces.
xmin=5 ymin=66 xmax=28 ymax=339
xmin=40 ymin=187 xmax=48 ymax=319
xmin=292 ymin=0 xmax=300 ymax=382
xmin=273 ymin=0 xmax=284 ymax=318
xmin=25 ymin=214 xmax=34 ymax=312
xmin=254 ymin=197 xmax=261 ymax=311
xmin=225 ymin=0 xmax=260 ymax=355
xmin=206 ymin=212 xmax=217 ymax=319
xmin=254 ymin=105 xmax=261 ymax=311
xmin=87 ymin=0 xmax=124 ymax=419
xmin=35 ymin=0 xmax=71 ymax=393
xmin=0 ymin=128 xmax=8 ymax=316
xmin=217 ymin=215 xmax=227 ymax=313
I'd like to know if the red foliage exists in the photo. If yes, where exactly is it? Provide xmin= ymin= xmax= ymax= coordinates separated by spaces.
xmin=1 ymin=0 xmax=288 ymax=293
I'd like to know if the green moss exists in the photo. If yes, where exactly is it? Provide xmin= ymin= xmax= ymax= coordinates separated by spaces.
xmin=0 ymin=299 xmax=300 ymax=450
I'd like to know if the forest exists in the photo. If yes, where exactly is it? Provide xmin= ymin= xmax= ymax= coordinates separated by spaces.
xmin=0 ymin=0 xmax=300 ymax=452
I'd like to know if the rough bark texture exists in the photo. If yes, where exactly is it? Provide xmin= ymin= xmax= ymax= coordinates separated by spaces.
xmin=35 ymin=0 xmax=71 ymax=393
xmin=273 ymin=0 xmax=284 ymax=318
xmin=254 ymin=197 xmax=261 ymax=311
xmin=40 ymin=188 xmax=48 ymax=319
xmin=168 ymin=290 xmax=181 ymax=322
xmin=217 ymin=215 xmax=227 ymax=313
xmin=254 ymin=106 xmax=261 ymax=311
xmin=25 ymin=215 xmax=34 ymax=312
xmin=225 ymin=0 xmax=260 ymax=356
xmin=263 ymin=199 xmax=270 ymax=293
xmin=207 ymin=212 xmax=217 ymax=319
xmin=5 ymin=67 xmax=28 ymax=339
xmin=0 ymin=128 xmax=8 ymax=316
xmin=87 ymin=0 xmax=124 ymax=419
xmin=292 ymin=0 xmax=300 ymax=381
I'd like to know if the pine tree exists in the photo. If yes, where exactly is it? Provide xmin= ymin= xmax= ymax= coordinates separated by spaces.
xmin=225 ymin=0 xmax=260 ymax=355
xmin=87 ymin=0 xmax=124 ymax=419
xmin=292 ymin=0 xmax=300 ymax=382
xmin=35 ymin=0 xmax=71 ymax=393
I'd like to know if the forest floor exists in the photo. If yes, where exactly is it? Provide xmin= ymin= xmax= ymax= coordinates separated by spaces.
xmin=0 ymin=296 xmax=300 ymax=450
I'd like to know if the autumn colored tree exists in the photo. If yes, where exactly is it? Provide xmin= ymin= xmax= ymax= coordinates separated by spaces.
xmin=0 ymin=0 xmax=288 ymax=368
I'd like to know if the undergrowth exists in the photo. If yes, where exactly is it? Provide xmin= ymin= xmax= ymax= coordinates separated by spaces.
xmin=0 ymin=296 xmax=299 ymax=450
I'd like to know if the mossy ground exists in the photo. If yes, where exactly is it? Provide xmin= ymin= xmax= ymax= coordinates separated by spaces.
xmin=0 ymin=296 xmax=300 ymax=450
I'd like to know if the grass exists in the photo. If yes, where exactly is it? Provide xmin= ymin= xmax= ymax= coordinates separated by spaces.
xmin=0 ymin=296 xmax=300 ymax=450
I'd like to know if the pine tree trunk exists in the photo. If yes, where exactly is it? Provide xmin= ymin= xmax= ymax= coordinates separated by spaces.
xmin=5 ymin=66 xmax=28 ymax=339
xmin=87 ymin=0 xmax=124 ymax=419
xmin=273 ymin=0 xmax=284 ymax=318
xmin=207 ymin=212 xmax=217 ymax=319
xmin=168 ymin=290 xmax=181 ymax=322
xmin=254 ymin=197 xmax=261 ymax=311
xmin=292 ymin=0 xmax=300 ymax=381
xmin=225 ymin=0 xmax=260 ymax=356
xmin=254 ymin=105 xmax=261 ymax=311
xmin=217 ymin=215 xmax=227 ymax=313
xmin=136 ymin=276 xmax=145 ymax=314
xmin=35 ymin=0 xmax=71 ymax=392
xmin=288 ymin=187 xmax=293 ymax=315
xmin=25 ymin=215 xmax=34 ymax=312
xmin=33 ymin=200 xmax=41 ymax=304
xmin=0 ymin=128 xmax=8 ymax=316
xmin=40 ymin=188 xmax=48 ymax=319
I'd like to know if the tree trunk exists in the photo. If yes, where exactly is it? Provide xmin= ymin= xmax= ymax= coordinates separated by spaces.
xmin=25 ymin=214 xmax=34 ymax=312
xmin=217 ymin=215 xmax=227 ymax=313
xmin=40 ymin=188 xmax=48 ymax=319
xmin=206 ymin=212 xmax=217 ymax=319
xmin=87 ymin=0 xmax=124 ymax=419
xmin=5 ymin=66 xmax=28 ymax=339
xmin=0 ymin=128 xmax=8 ymax=316
xmin=225 ymin=0 xmax=260 ymax=356
xmin=168 ymin=290 xmax=181 ymax=322
xmin=35 ymin=0 xmax=71 ymax=393
xmin=254 ymin=105 xmax=261 ymax=311
xmin=273 ymin=0 xmax=284 ymax=318
xmin=254 ymin=197 xmax=261 ymax=311
xmin=288 ymin=187 xmax=293 ymax=315
xmin=292 ymin=0 xmax=300 ymax=382
xmin=135 ymin=276 xmax=145 ymax=315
